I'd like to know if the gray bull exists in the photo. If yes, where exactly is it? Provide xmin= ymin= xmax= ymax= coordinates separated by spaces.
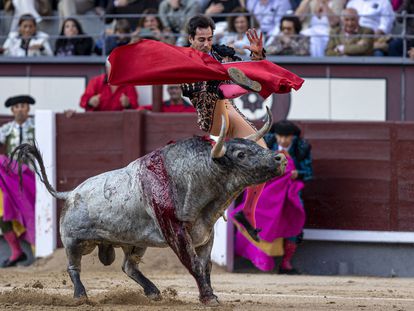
xmin=12 ymin=111 xmax=286 ymax=305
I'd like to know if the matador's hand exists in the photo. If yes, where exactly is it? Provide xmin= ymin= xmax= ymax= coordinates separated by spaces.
xmin=244 ymin=28 xmax=263 ymax=56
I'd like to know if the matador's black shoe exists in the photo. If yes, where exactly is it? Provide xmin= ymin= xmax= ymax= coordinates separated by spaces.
xmin=0 ymin=252 xmax=27 ymax=268
xmin=233 ymin=211 xmax=261 ymax=242
xmin=227 ymin=67 xmax=262 ymax=93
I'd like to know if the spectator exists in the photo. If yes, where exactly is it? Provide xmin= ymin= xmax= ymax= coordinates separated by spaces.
xmin=159 ymin=0 xmax=201 ymax=35
xmin=55 ymin=18 xmax=94 ymax=56
xmin=266 ymin=15 xmax=310 ymax=56
xmin=2 ymin=14 xmax=53 ymax=57
xmin=105 ymin=0 xmax=161 ymax=30
xmin=4 ymin=0 xmax=52 ymax=31
xmin=409 ymin=47 xmax=414 ymax=60
xmin=264 ymin=120 xmax=312 ymax=274
xmin=346 ymin=0 xmax=395 ymax=56
xmin=162 ymin=85 xmax=196 ymax=112
xmin=247 ymin=0 xmax=292 ymax=36
xmin=204 ymin=0 xmax=241 ymax=23
xmin=134 ymin=8 xmax=176 ymax=44
xmin=220 ymin=7 xmax=260 ymax=60
xmin=58 ymin=0 xmax=108 ymax=18
xmin=0 ymin=95 xmax=36 ymax=268
xmin=95 ymin=18 xmax=131 ymax=56
xmin=325 ymin=8 xmax=374 ymax=56
xmin=80 ymin=72 xmax=139 ymax=111
xmin=395 ymin=0 xmax=414 ymax=58
xmin=295 ymin=0 xmax=344 ymax=57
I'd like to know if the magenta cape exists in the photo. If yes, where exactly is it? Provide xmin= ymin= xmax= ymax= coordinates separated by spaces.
xmin=230 ymin=158 xmax=305 ymax=271
xmin=0 ymin=155 xmax=35 ymax=245
xmin=107 ymin=39 xmax=304 ymax=98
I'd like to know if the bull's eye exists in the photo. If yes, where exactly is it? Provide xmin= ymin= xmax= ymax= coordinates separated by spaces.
xmin=236 ymin=151 xmax=246 ymax=159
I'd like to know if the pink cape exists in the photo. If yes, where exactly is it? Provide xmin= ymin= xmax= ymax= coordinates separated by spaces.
xmin=107 ymin=39 xmax=304 ymax=98
xmin=0 ymin=155 xmax=35 ymax=245
xmin=231 ymin=158 xmax=305 ymax=271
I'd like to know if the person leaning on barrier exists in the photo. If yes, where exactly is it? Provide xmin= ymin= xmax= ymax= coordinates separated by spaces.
xmin=55 ymin=18 xmax=94 ymax=56
xmin=346 ymin=0 xmax=396 ymax=56
xmin=0 ymin=95 xmax=36 ymax=268
xmin=2 ymin=13 xmax=53 ymax=57
xmin=266 ymin=15 xmax=310 ymax=56
xmin=79 ymin=71 xmax=139 ymax=111
xmin=325 ymin=8 xmax=374 ymax=56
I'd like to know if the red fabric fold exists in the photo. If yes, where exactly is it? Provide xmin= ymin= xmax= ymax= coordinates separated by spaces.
xmin=107 ymin=40 xmax=304 ymax=99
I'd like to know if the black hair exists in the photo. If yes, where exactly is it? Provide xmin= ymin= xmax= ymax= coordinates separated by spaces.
xmin=187 ymin=14 xmax=215 ymax=38
xmin=18 ymin=14 xmax=36 ymax=27
xmin=59 ymin=18 xmax=85 ymax=36
xmin=279 ymin=15 xmax=302 ymax=34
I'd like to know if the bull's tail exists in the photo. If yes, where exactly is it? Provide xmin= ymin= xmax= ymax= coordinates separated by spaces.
xmin=10 ymin=143 xmax=69 ymax=200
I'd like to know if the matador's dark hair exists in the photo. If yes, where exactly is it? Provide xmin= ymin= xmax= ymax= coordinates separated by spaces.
xmin=187 ymin=14 xmax=216 ymax=38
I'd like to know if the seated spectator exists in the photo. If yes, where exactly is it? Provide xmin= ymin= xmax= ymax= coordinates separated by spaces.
xmin=204 ymin=0 xmax=241 ymax=23
xmin=80 ymin=72 xmax=139 ymax=111
xmin=105 ymin=0 xmax=161 ymax=30
xmin=162 ymin=85 xmax=196 ymax=112
xmin=55 ymin=18 xmax=94 ymax=56
xmin=58 ymin=0 xmax=108 ymax=18
xmin=395 ymin=0 xmax=414 ymax=58
xmin=4 ymin=0 xmax=52 ymax=31
xmin=0 ymin=95 xmax=36 ymax=268
xmin=2 ymin=14 xmax=53 ymax=57
xmin=220 ymin=7 xmax=260 ymax=60
xmin=346 ymin=0 xmax=395 ymax=56
xmin=159 ymin=0 xmax=201 ymax=35
xmin=325 ymin=8 xmax=374 ymax=56
xmin=266 ymin=15 xmax=310 ymax=56
xmin=246 ymin=0 xmax=292 ymax=36
xmin=95 ymin=18 xmax=131 ymax=56
xmin=409 ymin=47 xmax=414 ymax=60
xmin=295 ymin=0 xmax=343 ymax=57
xmin=134 ymin=9 xmax=176 ymax=45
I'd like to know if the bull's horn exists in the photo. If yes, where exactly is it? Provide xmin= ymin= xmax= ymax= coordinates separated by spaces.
xmin=211 ymin=115 xmax=227 ymax=158
xmin=244 ymin=106 xmax=273 ymax=142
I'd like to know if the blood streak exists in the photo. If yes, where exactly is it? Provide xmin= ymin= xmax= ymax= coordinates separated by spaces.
xmin=143 ymin=150 xmax=194 ymax=270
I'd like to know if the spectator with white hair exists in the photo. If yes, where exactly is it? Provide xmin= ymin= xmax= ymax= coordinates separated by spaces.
xmin=346 ymin=0 xmax=395 ymax=56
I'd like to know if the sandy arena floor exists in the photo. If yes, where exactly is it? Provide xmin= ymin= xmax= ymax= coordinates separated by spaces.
xmin=0 ymin=247 xmax=413 ymax=311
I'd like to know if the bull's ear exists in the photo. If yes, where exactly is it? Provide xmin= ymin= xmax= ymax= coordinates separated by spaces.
xmin=211 ymin=115 xmax=227 ymax=158
xmin=244 ymin=106 xmax=273 ymax=142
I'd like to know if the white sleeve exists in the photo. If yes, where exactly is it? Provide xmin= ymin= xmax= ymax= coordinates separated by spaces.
xmin=379 ymin=0 xmax=395 ymax=34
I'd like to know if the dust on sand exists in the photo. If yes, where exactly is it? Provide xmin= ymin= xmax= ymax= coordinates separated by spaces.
xmin=0 ymin=247 xmax=414 ymax=310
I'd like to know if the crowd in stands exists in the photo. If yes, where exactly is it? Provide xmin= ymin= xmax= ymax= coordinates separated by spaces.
xmin=0 ymin=0 xmax=412 ymax=59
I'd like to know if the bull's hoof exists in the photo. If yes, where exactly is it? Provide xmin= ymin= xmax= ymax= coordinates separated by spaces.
xmin=146 ymin=292 xmax=162 ymax=301
xmin=73 ymin=289 xmax=87 ymax=299
xmin=200 ymin=295 xmax=219 ymax=306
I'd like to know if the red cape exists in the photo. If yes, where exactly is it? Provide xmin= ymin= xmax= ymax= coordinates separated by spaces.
xmin=107 ymin=40 xmax=304 ymax=99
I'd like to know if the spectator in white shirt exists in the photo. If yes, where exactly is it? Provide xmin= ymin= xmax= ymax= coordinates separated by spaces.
xmin=247 ymin=0 xmax=292 ymax=35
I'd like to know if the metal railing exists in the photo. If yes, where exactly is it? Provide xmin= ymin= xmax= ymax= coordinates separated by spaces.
xmin=0 ymin=11 xmax=412 ymax=59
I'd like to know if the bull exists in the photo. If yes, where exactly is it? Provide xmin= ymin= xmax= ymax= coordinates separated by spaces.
xmin=12 ymin=110 xmax=286 ymax=305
